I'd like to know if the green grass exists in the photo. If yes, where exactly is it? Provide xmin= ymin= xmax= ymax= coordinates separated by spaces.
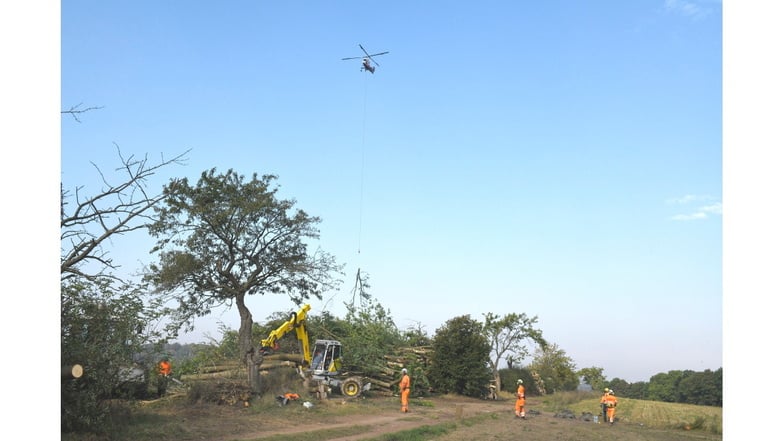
xmin=230 ymin=425 xmax=373 ymax=441
xmin=364 ymin=413 xmax=497 ymax=441
xmin=535 ymin=391 xmax=722 ymax=435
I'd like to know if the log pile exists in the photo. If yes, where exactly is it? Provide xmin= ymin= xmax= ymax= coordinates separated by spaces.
xmin=181 ymin=347 xmax=433 ymax=401
xmin=180 ymin=354 xmax=305 ymax=382
xmin=361 ymin=346 xmax=433 ymax=397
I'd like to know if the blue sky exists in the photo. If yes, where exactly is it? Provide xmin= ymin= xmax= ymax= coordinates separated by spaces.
xmin=56 ymin=0 xmax=726 ymax=384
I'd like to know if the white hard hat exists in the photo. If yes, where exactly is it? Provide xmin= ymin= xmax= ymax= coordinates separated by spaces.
xmin=401 ymin=368 xmax=407 ymax=374
xmin=517 ymin=379 xmax=523 ymax=384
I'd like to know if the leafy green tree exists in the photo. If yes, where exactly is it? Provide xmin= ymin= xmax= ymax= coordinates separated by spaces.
xmin=608 ymin=377 xmax=631 ymax=396
xmin=401 ymin=322 xmax=432 ymax=347
xmin=61 ymin=279 xmax=164 ymax=431
xmin=483 ymin=312 xmax=546 ymax=394
xmin=305 ymin=308 xmax=352 ymax=343
xmin=339 ymin=295 xmax=405 ymax=374
xmin=647 ymin=370 xmax=686 ymax=403
xmin=528 ymin=343 xmax=578 ymax=393
xmin=576 ymin=366 xmax=606 ymax=391
xmin=625 ymin=381 xmax=649 ymax=399
xmin=429 ymin=315 xmax=492 ymax=398
xmin=678 ymin=369 xmax=722 ymax=406
xmin=499 ymin=367 xmax=538 ymax=395
xmin=146 ymin=169 xmax=343 ymax=367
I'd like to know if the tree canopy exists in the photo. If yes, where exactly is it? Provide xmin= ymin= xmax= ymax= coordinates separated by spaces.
xmin=146 ymin=168 xmax=343 ymax=363
xmin=528 ymin=343 xmax=579 ymax=393
xmin=482 ymin=311 xmax=546 ymax=393
xmin=576 ymin=366 xmax=607 ymax=391
xmin=429 ymin=315 xmax=492 ymax=398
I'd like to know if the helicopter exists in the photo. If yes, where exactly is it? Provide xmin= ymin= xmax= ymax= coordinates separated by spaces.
xmin=341 ymin=44 xmax=389 ymax=74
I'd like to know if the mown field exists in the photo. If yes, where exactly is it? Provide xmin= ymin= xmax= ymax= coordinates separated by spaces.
xmin=536 ymin=390 xmax=723 ymax=433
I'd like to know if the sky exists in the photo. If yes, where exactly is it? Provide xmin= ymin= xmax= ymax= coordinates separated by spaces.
xmin=55 ymin=0 xmax=727 ymax=385
xmin=4 ymin=0 xmax=784 ymax=438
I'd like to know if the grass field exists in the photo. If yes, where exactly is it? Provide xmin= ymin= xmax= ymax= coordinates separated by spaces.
xmin=534 ymin=390 xmax=722 ymax=434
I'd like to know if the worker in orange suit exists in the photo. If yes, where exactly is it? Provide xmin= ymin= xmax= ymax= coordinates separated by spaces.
xmin=399 ymin=368 xmax=411 ymax=412
xmin=515 ymin=379 xmax=526 ymax=419
xmin=157 ymin=358 xmax=172 ymax=397
xmin=605 ymin=389 xmax=618 ymax=425
xmin=600 ymin=387 xmax=610 ymax=422
xmin=276 ymin=392 xmax=300 ymax=405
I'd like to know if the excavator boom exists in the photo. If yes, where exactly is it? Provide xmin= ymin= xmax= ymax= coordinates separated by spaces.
xmin=260 ymin=303 xmax=312 ymax=365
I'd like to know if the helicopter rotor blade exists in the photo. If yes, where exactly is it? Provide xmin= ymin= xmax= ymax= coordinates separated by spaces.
xmin=341 ymin=56 xmax=364 ymax=61
xmin=358 ymin=45 xmax=389 ymax=66
xmin=366 ymin=52 xmax=388 ymax=66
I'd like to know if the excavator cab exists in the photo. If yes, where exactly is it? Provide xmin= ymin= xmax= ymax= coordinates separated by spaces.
xmin=310 ymin=339 xmax=343 ymax=376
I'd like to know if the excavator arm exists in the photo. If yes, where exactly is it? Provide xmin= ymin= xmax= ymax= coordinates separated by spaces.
xmin=259 ymin=303 xmax=312 ymax=365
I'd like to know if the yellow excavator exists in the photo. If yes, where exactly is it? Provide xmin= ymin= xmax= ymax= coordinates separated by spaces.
xmin=259 ymin=303 xmax=367 ymax=398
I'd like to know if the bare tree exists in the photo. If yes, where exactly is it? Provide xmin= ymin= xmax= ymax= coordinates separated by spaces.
xmin=61 ymin=145 xmax=189 ymax=282
xmin=483 ymin=312 xmax=547 ymax=394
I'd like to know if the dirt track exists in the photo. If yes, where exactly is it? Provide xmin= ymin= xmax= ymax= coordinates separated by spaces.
xmin=219 ymin=395 xmax=498 ymax=441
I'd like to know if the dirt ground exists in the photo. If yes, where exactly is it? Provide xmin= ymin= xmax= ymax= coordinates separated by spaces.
xmin=120 ymin=393 xmax=721 ymax=441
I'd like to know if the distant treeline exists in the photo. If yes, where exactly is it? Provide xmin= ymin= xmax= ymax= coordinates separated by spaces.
xmin=499 ymin=367 xmax=721 ymax=407
xmin=608 ymin=368 xmax=722 ymax=406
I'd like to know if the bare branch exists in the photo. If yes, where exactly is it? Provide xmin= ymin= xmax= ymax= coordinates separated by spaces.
xmin=61 ymin=145 xmax=190 ymax=281
xmin=61 ymin=102 xmax=105 ymax=123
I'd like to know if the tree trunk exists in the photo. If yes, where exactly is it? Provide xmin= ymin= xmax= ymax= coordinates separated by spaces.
xmin=248 ymin=358 xmax=261 ymax=394
xmin=237 ymin=293 xmax=254 ymax=364
xmin=236 ymin=293 xmax=259 ymax=392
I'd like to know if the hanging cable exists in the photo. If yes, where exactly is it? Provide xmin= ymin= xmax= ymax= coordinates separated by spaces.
xmin=351 ymin=75 xmax=371 ymax=309
xmin=357 ymin=73 xmax=369 ymax=255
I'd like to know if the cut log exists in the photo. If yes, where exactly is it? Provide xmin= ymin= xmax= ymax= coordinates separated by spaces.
xmin=198 ymin=364 xmax=243 ymax=374
xmin=62 ymin=364 xmax=83 ymax=380
xmin=262 ymin=353 xmax=304 ymax=362
xmin=367 ymin=377 xmax=393 ymax=389
xmin=181 ymin=370 xmax=245 ymax=381
xmin=259 ymin=361 xmax=298 ymax=370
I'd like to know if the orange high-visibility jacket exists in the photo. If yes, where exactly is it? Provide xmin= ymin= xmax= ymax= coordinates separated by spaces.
xmin=399 ymin=374 xmax=410 ymax=391
xmin=158 ymin=360 xmax=172 ymax=376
